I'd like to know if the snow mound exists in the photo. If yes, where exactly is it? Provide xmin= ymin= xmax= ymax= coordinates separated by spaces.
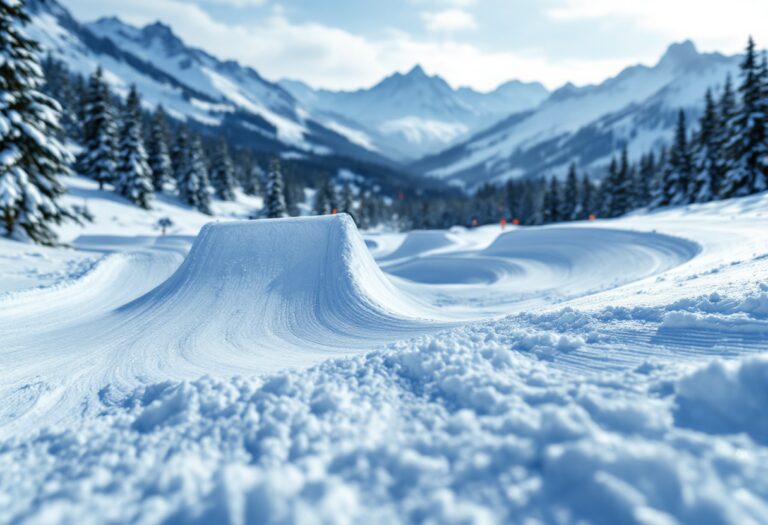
xmin=675 ymin=356 xmax=768 ymax=443
xmin=124 ymin=214 xmax=426 ymax=320
xmin=379 ymin=230 xmax=458 ymax=261
xmin=482 ymin=227 xmax=700 ymax=295
xmin=385 ymin=255 xmax=524 ymax=285
xmin=115 ymin=215 xmax=435 ymax=364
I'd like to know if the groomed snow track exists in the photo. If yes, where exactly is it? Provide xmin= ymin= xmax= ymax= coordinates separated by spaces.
xmin=0 ymin=215 xmax=441 ymax=435
xmin=0 ymin=215 xmax=702 ymax=436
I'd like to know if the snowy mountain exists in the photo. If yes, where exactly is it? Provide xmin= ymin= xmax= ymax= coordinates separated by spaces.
xmin=412 ymin=41 xmax=741 ymax=189
xmin=24 ymin=0 xmax=390 ymax=164
xmin=280 ymin=66 xmax=549 ymax=162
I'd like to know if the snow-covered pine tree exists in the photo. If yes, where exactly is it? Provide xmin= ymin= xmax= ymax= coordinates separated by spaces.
xmin=658 ymin=110 xmax=694 ymax=206
xmin=600 ymin=157 xmax=617 ymax=217
xmin=560 ymin=163 xmax=579 ymax=221
xmin=691 ymin=89 xmax=725 ymax=202
xmin=635 ymin=153 xmax=654 ymax=208
xmin=610 ymin=147 xmax=633 ymax=216
xmin=171 ymin=128 xmax=188 ymax=184
xmin=580 ymin=173 xmax=595 ymax=219
xmin=147 ymin=106 xmax=172 ymax=191
xmin=265 ymin=158 xmax=288 ymax=218
xmin=340 ymin=183 xmax=356 ymax=222
xmin=722 ymin=37 xmax=768 ymax=197
xmin=284 ymin=179 xmax=303 ymax=217
xmin=210 ymin=140 xmax=236 ymax=201
xmin=242 ymin=156 xmax=263 ymax=197
xmin=0 ymin=0 xmax=75 ymax=245
xmin=79 ymin=67 xmax=117 ymax=190
xmin=313 ymin=179 xmax=331 ymax=215
xmin=178 ymin=135 xmax=213 ymax=214
xmin=649 ymin=146 xmax=668 ymax=206
xmin=716 ymin=76 xmax=738 ymax=191
xmin=41 ymin=54 xmax=79 ymax=141
xmin=356 ymin=191 xmax=371 ymax=229
xmin=543 ymin=176 xmax=560 ymax=223
xmin=115 ymin=85 xmax=153 ymax=209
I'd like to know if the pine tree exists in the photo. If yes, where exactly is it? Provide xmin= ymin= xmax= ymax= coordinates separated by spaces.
xmin=340 ymin=183 xmax=356 ymax=222
xmin=0 ymin=0 xmax=75 ymax=245
xmin=580 ymin=173 xmax=595 ymax=219
xmin=114 ymin=86 xmax=153 ymax=209
xmin=659 ymin=110 xmax=694 ymax=206
xmin=635 ymin=153 xmax=654 ymax=207
xmin=560 ymin=163 xmax=579 ymax=221
xmin=171 ymin=128 xmax=188 ymax=184
xmin=543 ymin=176 xmax=560 ymax=223
xmin=356 ymin=191 xmax=371 ymax=229
xmin=692 ymin=89 xmax=726 ymax=201
xmin=210 ymin=140 xmax=237 ymax=201
xmin=649 ymin=146 xmax=667 ymax=206
xmin=722 ymin=37 xmax=768 ymax=197
xmin=314 ymin=178 xmax=338 ymax=215
xmin=79 ymin=67 xmax=117 ymax=190
xmin=610 ymin=147 xmax=632 ymax=216
xmin=242 ymin=158 xmax=263 ymax=197
xmin=147 ymin=106 xmax=172 ymax=191
xmin=265 ymin=158 xmax=287 ymax=218
xmin=41 ymin=54 xmax=79 ymax=140
xmin=178 ymin=135 xmax=213 ymax=214
xmin=600 ymin=157 xmax=617 ymax=216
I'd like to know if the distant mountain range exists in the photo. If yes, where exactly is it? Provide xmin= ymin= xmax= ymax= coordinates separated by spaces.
xmin=280 ymin=68 xmax=548 ymax=162
xmin=411 ymin=41 xmax=741 ymax=188
xmin=25 ymin=0 xmax=391 ymax=166
xmin=26 ymin=0 xmax=742 ymax=191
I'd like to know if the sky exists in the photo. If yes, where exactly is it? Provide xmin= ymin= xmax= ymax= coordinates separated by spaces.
xmin=61 ymin=0 xmax=768 ymax=92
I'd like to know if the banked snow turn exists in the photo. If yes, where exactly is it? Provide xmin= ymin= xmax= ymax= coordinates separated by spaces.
xmin=0 ymin=214 xmax=699 ymax=436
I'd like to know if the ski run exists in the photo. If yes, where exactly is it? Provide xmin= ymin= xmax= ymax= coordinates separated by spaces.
xmin=1 ymin=180 xmax=768 ymax=524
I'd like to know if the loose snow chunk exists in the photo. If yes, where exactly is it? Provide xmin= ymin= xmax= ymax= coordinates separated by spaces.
xmin=675 ymin=356 xmax=768 ymax=443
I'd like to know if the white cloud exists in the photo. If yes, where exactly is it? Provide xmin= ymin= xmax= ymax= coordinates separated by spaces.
xmin=547 ymin=0 xmax=768 ymax=53
xmin=199 ymin=0 xmax=267 ymax=7
xmin=421 ymin=9 xmax=477 ymax=32
xmin=66 ymin=0 xmax=749 ymax=93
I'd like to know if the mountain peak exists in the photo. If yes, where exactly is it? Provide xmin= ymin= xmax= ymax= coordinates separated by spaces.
xmin=406 ymin=65 xmax=428 ymax=78
xmin=658 ymin=40 xmax=700 ymax=68
xmin=140 ymin=20 xmax=186 ymax=53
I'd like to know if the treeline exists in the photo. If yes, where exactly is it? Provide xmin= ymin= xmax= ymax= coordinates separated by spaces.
xmin=3 ymin=0 xmax=767 ymax=248
xmin=42 ymin=57 xmax=401 ymax=226
xmin=438 ymin=36 xmax=768 ymax=229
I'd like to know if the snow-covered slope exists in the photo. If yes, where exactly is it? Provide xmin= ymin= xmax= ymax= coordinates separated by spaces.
xmin=281 ymin=66 xmax=549 ymax=162
xmin=24 ymin=0 xmax=387 ymax=163
xmin=413 ymin=41 xmax=741 ymax=189
xmin=3 ymin=191 xmax=768 ymax=522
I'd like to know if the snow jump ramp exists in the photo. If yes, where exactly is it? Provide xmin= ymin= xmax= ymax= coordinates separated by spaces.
xmin=115 ymin=214 xmax=439 ymax=372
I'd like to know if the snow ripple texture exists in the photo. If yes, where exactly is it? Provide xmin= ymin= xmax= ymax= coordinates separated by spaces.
xmin=2 ymin=198 xmax=768 ymax=525
xmin=2 ymin=287 xmax=768 ymax=524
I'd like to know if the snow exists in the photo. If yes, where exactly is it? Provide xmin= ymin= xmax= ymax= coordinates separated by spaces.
xmin=426 ymin=44 xmax=740 ymax=185
xmin=379 ymin=117 xmax=468 ymax=146
xmin=2 ymin=179 xmax=768 ymax=522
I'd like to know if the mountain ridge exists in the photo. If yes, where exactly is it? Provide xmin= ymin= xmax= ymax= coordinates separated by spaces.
xmin=411 ymin=40 xmax=741 ymax=189
xmin=279 ymin=66 xmax=550 ymax=162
